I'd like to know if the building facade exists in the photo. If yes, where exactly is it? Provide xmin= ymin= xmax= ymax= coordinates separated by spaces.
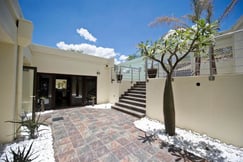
xmin=0 ymin=1 xmax=113 ymax=143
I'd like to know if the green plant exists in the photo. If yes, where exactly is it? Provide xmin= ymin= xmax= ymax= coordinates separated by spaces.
xmin=138 ymin=19 xmax=217 ymax=136
xmin=3 ymin=142 xmax=38 ymax=162
xmin=6 ymin=113 xmax=48 ymax=139
xmin=138 ymin=41 xmax=158 ymax=78
xmin=150 ymin=0 xmax=239 ymax=76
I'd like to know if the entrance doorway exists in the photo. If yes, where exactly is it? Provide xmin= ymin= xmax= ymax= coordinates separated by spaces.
xmin=55 ymin=77 xmax=71 ymax=108
xmin=37 ymin=73 xmax=97 ymax=110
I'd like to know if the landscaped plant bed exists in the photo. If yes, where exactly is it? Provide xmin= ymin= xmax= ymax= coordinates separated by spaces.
xmin=134 ymin=117 xmax=243 ymax=162
xmin=0 ymin=125 xmax=55 ymax=162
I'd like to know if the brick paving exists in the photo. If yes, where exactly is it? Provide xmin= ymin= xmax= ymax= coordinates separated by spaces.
xmin=50 ymin=107 xmax=180 ymax=162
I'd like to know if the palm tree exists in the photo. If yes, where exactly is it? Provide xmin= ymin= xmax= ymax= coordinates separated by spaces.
xmin=209 ymin=0 xmax=239 ymax=75
xmin=126 ymin=53 xmax=140 ymax=61
xmin=192 ymin=0 xmax=239 ymax=76
xmin=150 ymin=0 xmax=239 ymax=75
xmin=188 ymin=0 xmax=209 ymax=75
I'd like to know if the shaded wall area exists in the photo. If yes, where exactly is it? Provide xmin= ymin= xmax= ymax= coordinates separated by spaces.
xmin=146 ymin=75 xmax=243 ymax=147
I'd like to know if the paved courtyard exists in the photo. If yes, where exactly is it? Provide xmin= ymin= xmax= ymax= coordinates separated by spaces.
xmin=50 ymin=107 xmax=184 ymax=162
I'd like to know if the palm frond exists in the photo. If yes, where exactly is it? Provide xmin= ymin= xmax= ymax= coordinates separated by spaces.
xmin=149 ymin=16 xmax=187 ymax=28
xmin=218 ymin=0 xmax=239 ymax=23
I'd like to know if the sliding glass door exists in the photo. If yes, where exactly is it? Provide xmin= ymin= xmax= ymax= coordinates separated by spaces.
xmin=37 ymin=73 xmax=97 ymax=109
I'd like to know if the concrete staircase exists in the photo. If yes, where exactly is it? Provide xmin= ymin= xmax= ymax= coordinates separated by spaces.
xmin=112 ymin=81 xmax=146 ymax=118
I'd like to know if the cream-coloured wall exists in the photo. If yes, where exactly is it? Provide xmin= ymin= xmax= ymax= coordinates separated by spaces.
xmin=23 ymin=47 xmax=32 ymax=66
xmin=0 ymin=43 xmax=18 ymax=143
xmin=0 ymin=1 xmax=18 ymax=43
xmin=109 ymin=81 xmax=134 ymax=103
xmin=31 ymin=45 xmax=113 ymax=104
xmin=146 ymin=75 xmax=243 ymax=147
xmin=0 ymin=0 xmax=29 ymax=144
xmin=17 ymin=19 xmax=33 ymax=47
xmin=109 ymin=82 xmax=120 ymax=104
xmin=146 ymin=79 xmax=165 ymax=121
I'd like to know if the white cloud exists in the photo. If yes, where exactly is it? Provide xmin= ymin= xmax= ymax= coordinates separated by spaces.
xmin=113 ymin=55 xmax=128 ymax=65
xmin=119 ymin=54 xmax=128 ymax=62
xmin=114 ymin=58 xmax=121 ymax=65
xmin=57 ymin=27 xmax=128 ymax=64
xmin=76 ymin=28 xmax=97 ymax=42
xmin=56 ymin=41 xmax=116 ymax=58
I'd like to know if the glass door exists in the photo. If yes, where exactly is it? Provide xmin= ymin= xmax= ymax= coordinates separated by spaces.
xmin=55 ymin=77 xmax=71 ymax=108
xmin=37 ymin=74 xmax=53 ymax=110
xmin=22 ymin=66 xmax=37 ymax=119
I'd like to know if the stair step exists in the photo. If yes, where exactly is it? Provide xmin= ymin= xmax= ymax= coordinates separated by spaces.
xmin=132 ymin=87 xmax=146 ymax=91
xmin=112 ymin=81 xmax=146 ymax=118
xmin=122 ymin=96 xmax=146 ymax=103
xmin=134 ymin=84 xmax=146 ymax=87
xmin=125 ymin=92 xmax=146 ymax=98
xmin=119 ymin=98 xmax=145 ymax=107
xmin=128 ymin=89 xmax=146 ymax=94
xmin=112 ymin=105 xmax=145 ymax=118
xmin=115 ymin=102 xmax=145 ymax=112
xmin=136 ymin=81 xmax=146 ymax=85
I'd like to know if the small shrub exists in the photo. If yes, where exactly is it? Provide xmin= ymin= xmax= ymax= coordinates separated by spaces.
xmin=3 ymin=142 xmax=38 ymax=162
xmin=6 ymin=113 xmax=48 ymax=139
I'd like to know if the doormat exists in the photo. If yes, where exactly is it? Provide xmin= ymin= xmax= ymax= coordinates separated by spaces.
xmin=52 ymin=117 xmax=64 ymax=122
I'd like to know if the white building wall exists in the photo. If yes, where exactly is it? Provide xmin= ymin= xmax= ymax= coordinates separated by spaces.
xmin=234 ymin=30 xmax=243 ymax=73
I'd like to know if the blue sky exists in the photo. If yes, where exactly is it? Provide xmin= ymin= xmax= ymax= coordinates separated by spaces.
xmin=19 ymin=0 xmax=243 ymax=64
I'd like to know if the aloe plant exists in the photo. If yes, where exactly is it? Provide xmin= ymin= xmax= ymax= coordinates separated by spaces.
xmin=6 ymin=113 xmax=48 ymax=139
xmin=3 ymin=142 xmax=38 ymax=162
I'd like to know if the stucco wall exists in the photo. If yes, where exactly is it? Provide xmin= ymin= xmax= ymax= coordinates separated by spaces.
xmin=0 ymin=43 xmax=18 ymax=143
xmin=146 ymin=75 xmax=243 ymax=147
xmin=23 ymin=47 xmax=32 ymax=66
xmin=0 ymin=0 xmax=28 ymax=144
xmin=0 ymin=1 xmax=17 ymax=43
xmin=109 ymin=81 xmax=134 ymax=103
xmin=31 ymin=45 xmax=113 ymax=104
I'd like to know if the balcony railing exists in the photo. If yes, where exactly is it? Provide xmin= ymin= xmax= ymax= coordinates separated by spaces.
xmin=111 ymin=65 xmax=142 ymax=83
xmin=112 ymin=46 xmax=243 ymax=82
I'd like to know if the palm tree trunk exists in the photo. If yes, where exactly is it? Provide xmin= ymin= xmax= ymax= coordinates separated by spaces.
xmin=210 ymin=45 xmax=217 ymax=75
xmin=163 ymin=74 xmax=175 ymax=136
xmin=195 ymin=56 xmax=201 ymax=75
